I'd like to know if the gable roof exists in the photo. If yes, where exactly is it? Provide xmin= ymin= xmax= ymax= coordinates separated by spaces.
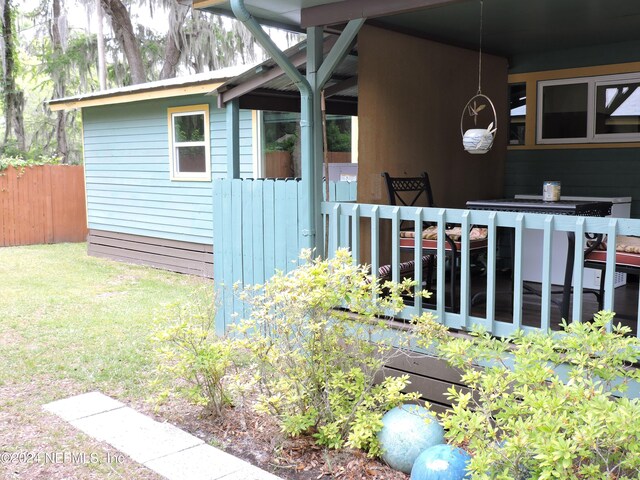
xmin=49 ymin=65 xmax=254 ymax=111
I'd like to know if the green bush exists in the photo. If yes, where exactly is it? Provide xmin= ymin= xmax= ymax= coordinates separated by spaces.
xmin=235 ymin=249 xmax=446 ymax=456
xmin=0 ymin=153 xmax=61 ymax=171
xmin=432 ymin=312 xmax=640 ymax=479
xmin=152 ymin=289 xmax=238 ymax=416
xmin=265 ymin=134 xmax=296 ymax=153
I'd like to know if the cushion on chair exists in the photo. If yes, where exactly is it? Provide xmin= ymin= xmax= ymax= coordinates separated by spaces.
xmin=399 ymin=226 xmax=488 ymax=251
xmin=589 ymin=235 xmax=640 ymax=254
xmin=378 ymin=255 xmax=433 ymax=282
xmin=401 ymin=226 xmax=488 ymax=241
xmin=585 ymin=235 xmax=640 ymax=268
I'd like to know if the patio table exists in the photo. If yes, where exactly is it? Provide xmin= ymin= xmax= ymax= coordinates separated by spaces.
xmin=466 ymin=198 xmax=612 ymax=321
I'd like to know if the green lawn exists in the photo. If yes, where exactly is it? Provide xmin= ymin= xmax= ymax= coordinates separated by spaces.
xmin=0 ymin=243 xmax=211 ymax=479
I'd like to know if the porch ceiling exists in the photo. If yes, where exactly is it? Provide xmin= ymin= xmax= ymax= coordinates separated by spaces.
xmin=198 ymin=0 xmax=640 ymax=57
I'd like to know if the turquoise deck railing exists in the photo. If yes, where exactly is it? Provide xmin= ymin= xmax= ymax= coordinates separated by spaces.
xmin=212 ymin=177 xmax=640 ymax=338
xmin=322 ymin=201 xmax=640 ymax=338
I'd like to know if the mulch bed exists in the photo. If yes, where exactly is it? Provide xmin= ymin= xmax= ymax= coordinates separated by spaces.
xmin=150 ymin=398 xmax=409 ymax=480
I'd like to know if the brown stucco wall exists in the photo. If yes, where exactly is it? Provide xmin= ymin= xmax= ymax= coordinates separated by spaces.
xmin=357 ymin=25 xmax=508 ymax=208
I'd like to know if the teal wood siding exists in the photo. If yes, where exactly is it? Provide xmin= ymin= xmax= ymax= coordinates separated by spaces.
xmin=211 ymin=108 xmax=254 ymax=178
xmin=504 ymin=150 xmax=640 ymax=218
xmin=83 ymin=95 xmax=254 ymax=244
xmin=509 ymin=40 xmax=640 ymax=74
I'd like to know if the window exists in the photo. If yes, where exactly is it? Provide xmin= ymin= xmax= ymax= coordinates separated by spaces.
xmin=595 ymin=80 xmax=640 ymax=138
xmin=509 ymin=83 xmax=526 ymax=145
xmin=261 ymin=111 xmax=355 ymax=178
xmin=537 ymin=73 xmax=640 ymax=144
xmin=168 ymin=105 xmax=211 ymax=181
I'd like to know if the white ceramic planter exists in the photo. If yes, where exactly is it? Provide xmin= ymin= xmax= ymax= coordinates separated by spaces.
xmin=462 ymin=126 xmax=495 ymax=154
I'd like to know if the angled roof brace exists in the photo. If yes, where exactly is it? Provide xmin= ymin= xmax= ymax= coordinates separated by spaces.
xmin=229 ymin=0 xmax=364 ymax=254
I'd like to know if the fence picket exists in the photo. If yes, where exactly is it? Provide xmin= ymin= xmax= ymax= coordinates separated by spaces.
xmin=252 ymin=180 xmax=265 ymax=285
xmin=540 ymin=216 xmax=554 ymax=329
xmin=212 ymin=180 xmax=226 ymax=334
xmin=285 ymin=180 xmax=300 ymax=268
xmin=263 ymin=180 xmax=276 ymax=277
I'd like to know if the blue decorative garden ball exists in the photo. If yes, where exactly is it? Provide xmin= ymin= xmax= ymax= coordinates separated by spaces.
xmin=378 ymin=404 xmax=445 ymax=473
xmin=410 ymin=444 xmax=471 ymax=480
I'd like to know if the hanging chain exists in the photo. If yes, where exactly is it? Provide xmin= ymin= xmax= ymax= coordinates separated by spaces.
xmin=477 ymin=0 xmax=483 ymax=95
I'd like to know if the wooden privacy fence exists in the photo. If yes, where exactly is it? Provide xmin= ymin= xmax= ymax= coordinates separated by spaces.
xmin=212 ymin=178 xmax=357 ymax=333
xmin=0 ymin=165 xmax=87 ymax=246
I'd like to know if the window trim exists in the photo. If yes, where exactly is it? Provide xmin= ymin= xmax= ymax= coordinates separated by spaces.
xmin=537 ymin=72 xmax=640 ymax=145
xmin=168 ymin=104 xmax=211 ymax=181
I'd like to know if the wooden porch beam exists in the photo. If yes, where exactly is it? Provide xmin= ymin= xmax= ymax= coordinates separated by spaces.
xmin=317 ymin=18 xmax=364 ymax=88
xmin=324 ymin=75 xmax=357 ymax=98
xmin=301 ymin=0 xmax=466 ymax=28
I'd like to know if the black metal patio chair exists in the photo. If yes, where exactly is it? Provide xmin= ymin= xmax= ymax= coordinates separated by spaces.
xmin=382 ymin=171 xmax=488 ymax=311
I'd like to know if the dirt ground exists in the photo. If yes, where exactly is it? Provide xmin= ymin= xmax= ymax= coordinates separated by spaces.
xmin=1 ymin=377 xmax=407 ymax=480
xmin=0 ymin=378 xmax=162 ymax=480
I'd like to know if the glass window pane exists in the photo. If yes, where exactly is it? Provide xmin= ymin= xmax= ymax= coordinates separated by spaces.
xmin=174 ymin=114 xmax=205 ymax=142
xmin=177 ymin=146 xmax=206 ymax=173
xmin=264 ymin=111 xmax=299 ymax=152
xmin=595 ymin=82 xmax=640 ymax=135
xmin=541 ymin=83 xmax=588 ymax=139
xmin=326 ymin=115 xmax=352 ymax=152
xmin=509 ymin=83 xmax=526 ymax=145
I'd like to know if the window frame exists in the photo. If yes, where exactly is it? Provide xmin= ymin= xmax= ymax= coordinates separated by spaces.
xmin=537 ymin=72 xmax=640 ymax=145
xmin=168 ymin=104 xmax=211 ymax=181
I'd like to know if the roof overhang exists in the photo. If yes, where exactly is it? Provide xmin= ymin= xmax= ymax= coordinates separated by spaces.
xmin=193 ymin=0 xmax=461 ymax=30
xmin=213 ymin=35 xmax=358 ymax=115
xmin=48 ymin=66 xmax=252 ymax=111
xmin=194 ymin=0 xmax=640 ymax=60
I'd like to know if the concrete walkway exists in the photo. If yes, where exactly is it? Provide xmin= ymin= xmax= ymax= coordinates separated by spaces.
xmin=43 ymin=392 xmax=283 ymax=480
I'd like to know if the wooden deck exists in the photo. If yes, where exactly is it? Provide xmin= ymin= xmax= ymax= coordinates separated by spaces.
xmin=466 ymin=270 xmax=639 ymax=335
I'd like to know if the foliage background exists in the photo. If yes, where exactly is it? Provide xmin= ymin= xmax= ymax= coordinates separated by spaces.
xmin=2 ymin=0 xmax=300 ymax=164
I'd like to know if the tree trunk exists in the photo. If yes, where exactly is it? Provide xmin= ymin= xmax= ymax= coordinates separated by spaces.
xmin=100 ymin=0 xmax=146 ymax=84
xmin=51 ymin=0 xmax=68 ymax=163
xmin=96 ymin=0 xmax=107 ymax=90
xmin=1 ymin=0 xmax=25 ymax=151
xmin=159 ymin=3 xmax=189 ymax=80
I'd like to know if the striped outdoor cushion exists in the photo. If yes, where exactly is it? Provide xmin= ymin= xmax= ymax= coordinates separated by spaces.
xmin=378 ymin=255 xmax=433 ymax=282
xmin=399 ymin=226 xmax=488 ymax=241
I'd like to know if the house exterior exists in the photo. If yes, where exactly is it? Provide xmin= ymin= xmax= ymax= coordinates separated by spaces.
xmin=50 ymin=0 xmax=640 ymax=406
xmin=50 ymin=68 xmax=261 ymax=277
xmin=198 ymin=0 xmax=640 ymax=408
xmin=49 ymin=59 xmax=359 ymax=277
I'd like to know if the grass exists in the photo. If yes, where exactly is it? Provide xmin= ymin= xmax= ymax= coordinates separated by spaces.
xmin=0 ymin=243 xmax=211 ymax=479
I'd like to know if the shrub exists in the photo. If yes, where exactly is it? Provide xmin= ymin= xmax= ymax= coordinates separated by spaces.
xmin=235 ymin=248 xmax=447 ymax=456
xmin=152 ymin=288 xmax=238 ymax=416
xmin=433 ymin=311 xmax=640 ymax=479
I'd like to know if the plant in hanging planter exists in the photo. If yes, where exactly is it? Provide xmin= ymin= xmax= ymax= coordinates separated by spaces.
xmin=467 ymin=100 xmax=486 ymax=126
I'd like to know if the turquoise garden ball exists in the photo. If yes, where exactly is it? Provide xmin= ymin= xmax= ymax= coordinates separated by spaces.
xmin=410 ymin=444 xmax=471 ymax=480
xmin=378 ymin=404 xmax=445 ymax=473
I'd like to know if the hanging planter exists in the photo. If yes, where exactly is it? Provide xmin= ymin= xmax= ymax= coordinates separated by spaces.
xmin=461 ymin=0 xmax=497 ymax=155
xmin=461 ymin=93 xmax=497 ymax=154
